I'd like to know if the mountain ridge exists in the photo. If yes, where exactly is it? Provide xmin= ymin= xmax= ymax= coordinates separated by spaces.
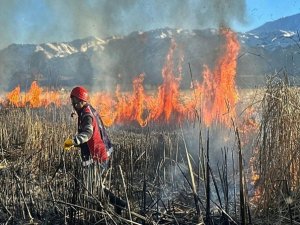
xmin=249 ymin=13 xmax=300 ymax=33
xmin=1 ymin=14 xmax=300 ymax=91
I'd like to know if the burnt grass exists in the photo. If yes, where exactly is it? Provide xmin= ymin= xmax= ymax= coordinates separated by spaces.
xmin=0 ymin=101 xmax=297 ymax=225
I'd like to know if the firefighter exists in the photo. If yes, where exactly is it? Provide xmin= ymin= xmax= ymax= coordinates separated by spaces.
xmin=63 ymin=86 xmax=127 ymax=213
xmin=63 ymin=86 xmax=109 ymax=167
xmin=63 ymin=86 xmax=110 ymax=194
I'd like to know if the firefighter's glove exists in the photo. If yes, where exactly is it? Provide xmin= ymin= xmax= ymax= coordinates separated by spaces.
xmin=64 ymin=138 xmax=74 ymax=151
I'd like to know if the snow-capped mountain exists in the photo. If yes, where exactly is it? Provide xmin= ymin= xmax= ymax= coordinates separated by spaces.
xmin=240 ymin=30 xmax=298 ymax=50
xmin=0 ymin=28 xmax=227 ymax=91
xmin=236 ymin=13 xmax=300 ymax=86
xmin=1 ymin=13 xmax=300 ymax=91
xmin=249 ymin=13 xmax=300 ymax=34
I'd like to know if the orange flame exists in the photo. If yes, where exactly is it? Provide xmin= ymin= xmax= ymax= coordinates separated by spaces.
xmin=6 ymin=85 xmax=21 ymax=107
xmin=26 ymin=81 xmax=43 ymax=107
xmin=2 ymin=28 xmax=240 ymax=128
xmin=201 ymin=28 xmax=240 ymax=126
xmin=147 ymin=39 xmax=185 ymax=123
xmin=5 ymin=81 xmax=63 ymax=108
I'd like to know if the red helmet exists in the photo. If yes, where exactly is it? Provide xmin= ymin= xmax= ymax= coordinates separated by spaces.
xmin=70 ymin=86 xmax=89 ymax=101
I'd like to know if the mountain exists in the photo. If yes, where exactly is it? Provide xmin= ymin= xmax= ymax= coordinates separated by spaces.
xmin=237 ymin=13 xmax=300 ymax=86
xmin=0 ymin=28 xmax=231 ymax=91
xmin=1 ymin=14 xmax=300 ymax=91
xmin=249 ymin=13 xmax=300 ymax=34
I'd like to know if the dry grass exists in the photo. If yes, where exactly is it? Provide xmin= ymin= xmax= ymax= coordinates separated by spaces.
xmin=2 ymin=78 xmax=300 ymax=224
xmin=0 ymin=106 xmax=211 ymax=224
xmin=252 ymin=74 xmax=300 ymax=224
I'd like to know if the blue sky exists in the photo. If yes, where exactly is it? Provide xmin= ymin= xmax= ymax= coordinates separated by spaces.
xmin=241 ymin=0 xmax=300 ymax=31
xmin=0 ymin=0 xmax=300 ymax=50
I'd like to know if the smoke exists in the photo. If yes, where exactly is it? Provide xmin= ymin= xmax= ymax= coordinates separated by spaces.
xmin=0 ymin=0 xmax=247 ymax=91
xmin=0 ymin=0 xmax=246 ymax=49
xmin=196 ymin=0 xmax=247 ymax=28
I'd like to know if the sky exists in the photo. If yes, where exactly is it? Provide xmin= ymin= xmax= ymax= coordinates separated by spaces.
xmin=0 ymin=0 xmax=300 ymax=50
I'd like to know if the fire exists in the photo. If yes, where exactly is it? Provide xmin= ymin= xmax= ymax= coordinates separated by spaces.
xmin=6 ymin=85 xmax=21 ymax=107
xmin=249 ymin=147 xmax=262 ymax=204
xmin=26 ymin=81 xmax=43 ymax=107
xmin=4 ymin=81 xmax=63 ymax=108
xmin=90 ymin=74 xmax=147 ymax=127
xmin=147 ymin=39 xmax=186 ymax=123
xmin=201 ymin=28 xmax=240 ymax=126
xmin=114 ymin=74 xmax=147 ymax=126
xmin=2 ymin=28 xmax=240 ymax=127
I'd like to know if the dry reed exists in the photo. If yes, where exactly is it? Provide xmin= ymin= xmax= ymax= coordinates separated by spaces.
xmin=253 ymin=74 xmax=300 ymax=224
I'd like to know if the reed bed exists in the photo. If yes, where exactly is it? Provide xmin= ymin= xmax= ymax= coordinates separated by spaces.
xmin=0 ymin=106 xmax=245 ymax=224
xmin=1 ymin=88 xmax=291 ymax=224
xmin=252 ymin=74 xmax=300 ymax=224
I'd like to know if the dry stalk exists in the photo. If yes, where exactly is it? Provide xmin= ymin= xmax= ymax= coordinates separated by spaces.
xmin=0 ymin=103 xmax=269 ymax=224
xmin=180 ymin=126 xmax=204 ymax=223
xmin=119 ymin=165 xmax=133 ymax=224
xmin=253 ymin=74 xmax=300 ymax=223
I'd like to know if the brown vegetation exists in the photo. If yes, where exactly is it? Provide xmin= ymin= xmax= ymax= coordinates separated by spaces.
xmin=1 ymin=75 xmax=300 ymax=224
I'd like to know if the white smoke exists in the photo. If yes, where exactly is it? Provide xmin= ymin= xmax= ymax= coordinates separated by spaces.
xmin=0 ymin=0 xmax=247 ymax=50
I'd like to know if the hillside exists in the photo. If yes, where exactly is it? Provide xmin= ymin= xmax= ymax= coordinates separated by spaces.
xmin=1 ymin=14 xmax=300 ymax=91
xmin=249 ymin=13 xmax=300 ymax=33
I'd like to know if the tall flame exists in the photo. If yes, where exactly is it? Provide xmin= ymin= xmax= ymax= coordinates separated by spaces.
xmin=26 ymin=81 xmax=43 ymax=107
xmin=147 ymin=39 xmax=185 ymax=123
xmin=201 ymin=28 xmax=240 ymax=126
xmin=6 ymin=85 xmax=21 ymax=107
xmin=2 ymin=28 xmax=240 ymax=127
